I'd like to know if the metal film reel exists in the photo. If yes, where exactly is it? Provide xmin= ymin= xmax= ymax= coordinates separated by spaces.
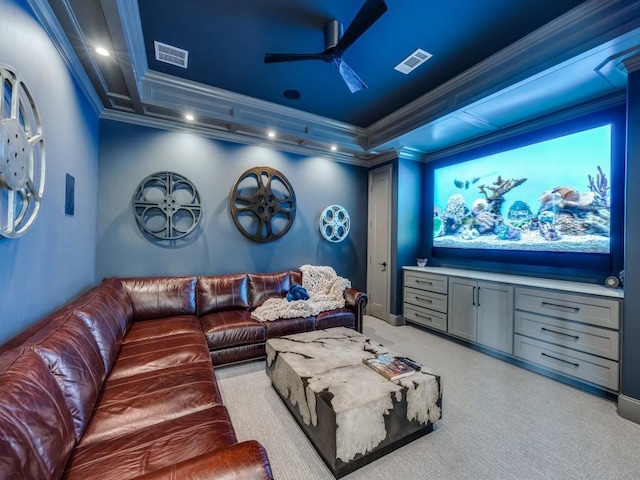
xmin=230 ymin=166 xmax=296 ymax=243
xmin=133 ymin=171 xmax=202 ymax=241
xmin=0 ymin=66 xmax=45 ymax=238
xmin=319 ymin=205 xmax=350 ymax=243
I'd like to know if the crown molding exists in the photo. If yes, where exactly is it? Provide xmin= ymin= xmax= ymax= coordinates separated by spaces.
xmin=140 ymin=70 xmax=369 ymax=151
xmin=100 ymin=109 xmax=373 ymax=167
xmin=25 ymin=0 xmax=103 ymax=115
xmin=365 ymin=0 xmax=640 ymax=149
xmin=115 ymin=0 xmax=147 ymax=85
xmin=620 ymin=52 xmax=640 ymax=74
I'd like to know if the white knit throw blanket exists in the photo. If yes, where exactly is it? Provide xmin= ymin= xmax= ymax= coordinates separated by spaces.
xmin=251 ymin=265 xmax=351 ymax=322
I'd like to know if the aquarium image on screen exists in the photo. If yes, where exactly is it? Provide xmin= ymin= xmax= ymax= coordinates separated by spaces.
xmin=433 ymin=124 xmax=612 ymax=254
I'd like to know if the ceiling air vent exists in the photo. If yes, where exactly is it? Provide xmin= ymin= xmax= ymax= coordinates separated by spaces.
xmin=394 ymin=48 xmax=432 ymax=74
xmin=154 ymin=41 xmax=189 ymax=68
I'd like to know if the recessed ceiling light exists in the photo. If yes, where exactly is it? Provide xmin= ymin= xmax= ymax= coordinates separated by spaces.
xmin=185 ymin=114 xmax=194 ymax=121
xmin=95 ymin=47 xmax=110 ymax=57
xmin=267 ymin=130 xmax=276 ymax=138
xmin=330 ymin=145 xmax=338 ymax=152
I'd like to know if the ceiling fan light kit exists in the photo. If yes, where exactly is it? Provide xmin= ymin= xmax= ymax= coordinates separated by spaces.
xmin=264 ymin=0 xmax=388 ymax=93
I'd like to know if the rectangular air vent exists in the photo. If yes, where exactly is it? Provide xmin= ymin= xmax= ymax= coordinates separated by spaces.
xmin=394 ymin=48 xmax=432 ymax=74
xmin=154 ymin=41 xmax=189 ymax=68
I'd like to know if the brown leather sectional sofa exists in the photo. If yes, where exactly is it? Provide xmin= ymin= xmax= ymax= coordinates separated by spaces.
xmin=0 ymin=270 xmax=367 ymax=479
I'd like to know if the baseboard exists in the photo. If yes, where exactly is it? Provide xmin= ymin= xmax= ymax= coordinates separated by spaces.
xmin=387 ymin=314 xmax=404 ymax=326
xmin=618 ymin=394 xmax=640 ymax=425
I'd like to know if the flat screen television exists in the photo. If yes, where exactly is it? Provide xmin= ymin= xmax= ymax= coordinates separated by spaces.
xmin=430 ymin=107 xmax=624 ymax=278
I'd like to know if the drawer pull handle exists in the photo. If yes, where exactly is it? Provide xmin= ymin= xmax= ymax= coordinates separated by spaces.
xmin=540 ymin=301 xmax=580 ymax=313
xmin=416 ymin=296 xmax=433 ymax=304
xmin=416 ymin=280 xmax=433 ymax=285
xmin=415 ymin=313 xmax=432 ymax=322
xmin=541 ymin=327 xmax=579 ymax=340
xmin=541 ymin=352 xmax=580 ymax=368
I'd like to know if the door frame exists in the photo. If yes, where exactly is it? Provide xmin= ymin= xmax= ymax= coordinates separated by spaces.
xmin=366 ymin=163 xmax=392 ymax=322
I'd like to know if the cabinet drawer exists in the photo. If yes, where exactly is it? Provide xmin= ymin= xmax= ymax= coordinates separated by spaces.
xmin=514 ymin=334 xmax=619 ymax=391
xmin=515 ymin=287 xmax=620 ymax=329
xmin=404 ymin=287 xmax=447 ymax=313
xmin=514 ymin=311 xmax=619 ymax=361
xmin=404 ymin=303 xmax=447 ymax=332
xmin=404 ymin=272 xmax=448 ymax=294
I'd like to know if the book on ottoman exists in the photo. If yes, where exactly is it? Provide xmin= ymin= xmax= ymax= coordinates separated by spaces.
xmin=363 ymin=353 xmax=417 ymax=380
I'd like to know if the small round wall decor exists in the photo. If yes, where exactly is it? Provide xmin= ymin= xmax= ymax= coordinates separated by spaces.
xmin=133 ymin=171 xmax=202 ymax=241
xmin=230 ymin=166 xmax=296 ymax=243
xmin=319 ymin=204 xmax=350 ymax=243
xmin=0 ymin=66 xmax=45 ymax=238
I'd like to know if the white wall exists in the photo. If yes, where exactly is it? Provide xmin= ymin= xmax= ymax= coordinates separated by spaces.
xmin=0 ymin=0 xmax=100 ymax=344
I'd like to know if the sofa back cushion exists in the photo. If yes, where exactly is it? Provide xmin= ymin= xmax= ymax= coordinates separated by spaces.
xmin=248 ymin=271 xmax=291 ymax=309
xmin=70 ymin=278 xmax=133 ymax=375
xmin=290 ymin=270 xmax=302 ymax=286
xmin=0 ymin=349 xmax=75 ymax=480
xmin=197 ymin=274 xmax=250 ymax=315
xmin=121 ymin=276 xmax=197 ymax=320
xmin=29 ymin=313 xmax=106 ymax=440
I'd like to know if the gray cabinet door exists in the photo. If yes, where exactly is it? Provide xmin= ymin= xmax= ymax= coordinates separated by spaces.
xmin=476 ymin=281 xmax=514 ymax=354
xmin=448 ymin=278 xmax=477 ymax=341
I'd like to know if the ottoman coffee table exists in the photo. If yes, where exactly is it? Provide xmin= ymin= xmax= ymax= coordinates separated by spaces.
xmin=266 ymin=327 xmax=442 ymax=478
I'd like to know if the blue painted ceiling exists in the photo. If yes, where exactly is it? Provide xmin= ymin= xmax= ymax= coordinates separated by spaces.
xmin=35 ymin=0 xmax=639 ymax=161
xmin=138 ymin=0 xmax=586 ymax=126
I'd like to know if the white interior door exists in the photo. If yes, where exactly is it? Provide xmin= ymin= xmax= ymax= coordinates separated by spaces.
xmin=367 ymin=164 xmax=391 ymax=321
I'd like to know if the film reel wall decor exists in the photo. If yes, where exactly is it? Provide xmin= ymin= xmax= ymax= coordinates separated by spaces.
xmin=133 ymin=171 xmax=202 ymax=241
xmin=319 ymin=205 xmax=350 ymax=243
xmin=0 ymin=66 xmax=45 ymax=238
xmin=230 ymin=166 xmax=296 ymax=243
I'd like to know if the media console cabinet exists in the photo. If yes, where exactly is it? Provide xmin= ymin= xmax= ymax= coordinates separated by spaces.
xmin=403 ymin=266 xmax=623 ymax=393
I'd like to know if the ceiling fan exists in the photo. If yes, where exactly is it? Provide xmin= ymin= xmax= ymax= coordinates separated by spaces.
xmin=264 ymin=0 xmax=388 ymax=93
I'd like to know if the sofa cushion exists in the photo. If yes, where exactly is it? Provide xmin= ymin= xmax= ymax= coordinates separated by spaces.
xmin=290 ymin=270 xmax=302 ymax=286
xmin=210 ymin=344 xmax=267 ymax=366
xmin=315 ymin=308 xmax=356 ymax=330
xmin=123 ymin=315 xmax=202 ymax=344
xmin=121 ymin=277 xmax=197 ymax=320
xmin=197 ymin=273 xmax=250 ymax=315
xmin=0 ymin=350 xmax=76 ymax=480
xmin=201 ymin=310 xmax=265 ymax=350
xmin=249 ymin=271 xmax=291 ymax=308
xmin=265 ymin=316 xmax=316 ymax=338
xmin=63 ymin=406 xmax=237 ymax=480
xmin=107 ymin=331 xmax=210 ymax=381
xmin=70 ymin=278 xmax=134 ymax=376
xmin=29 ymin=313 xmax=106 ymax=440
xmin=81 ymin=361 xmax=222 ymax=445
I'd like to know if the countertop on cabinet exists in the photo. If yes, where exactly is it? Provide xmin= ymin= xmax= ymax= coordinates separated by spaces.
xmin=403 ymin=266 xmax=624 ymax=299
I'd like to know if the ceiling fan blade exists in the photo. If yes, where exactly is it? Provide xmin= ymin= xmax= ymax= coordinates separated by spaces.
xmin=332 ymin=58 xmax=367 ymax=93
xmin=264 ymin=52 xmax=328 ymax=63
xmin=334 ymin=0 xmax=387 ymax=54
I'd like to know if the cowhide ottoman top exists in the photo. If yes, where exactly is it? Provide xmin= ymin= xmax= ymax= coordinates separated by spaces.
xmin=266 ymin=327 xmax=442 ymax=478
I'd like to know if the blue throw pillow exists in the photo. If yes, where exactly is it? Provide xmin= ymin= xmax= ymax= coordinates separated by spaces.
xmin=286 ymin=284 xmax=310 ymax=302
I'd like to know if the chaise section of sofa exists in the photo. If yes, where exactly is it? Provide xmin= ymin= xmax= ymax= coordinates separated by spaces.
xmin=0 ymin=275 xmax=273 ymax=480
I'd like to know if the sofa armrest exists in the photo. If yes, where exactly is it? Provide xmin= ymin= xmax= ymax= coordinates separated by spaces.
xmin=131 ymin=440 xmax=273 ymax=480
xmin=344 ymin=288 xmax=368 ymax=333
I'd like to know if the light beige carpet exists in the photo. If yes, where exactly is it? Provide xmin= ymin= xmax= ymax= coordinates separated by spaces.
xmin=215 ymin=316 xmax=640 ymax=479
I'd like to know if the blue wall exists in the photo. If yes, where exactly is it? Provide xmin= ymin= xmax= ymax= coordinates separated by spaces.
xmin=0 ymin=0 xmax=99 ymax=344
xmin=96 ymin=120 xmax=368 ymax=289
xmin=391 ymin=157 xmax=424 ymax=315
xmin=622 ymin=69 xmax=640 ymax=401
